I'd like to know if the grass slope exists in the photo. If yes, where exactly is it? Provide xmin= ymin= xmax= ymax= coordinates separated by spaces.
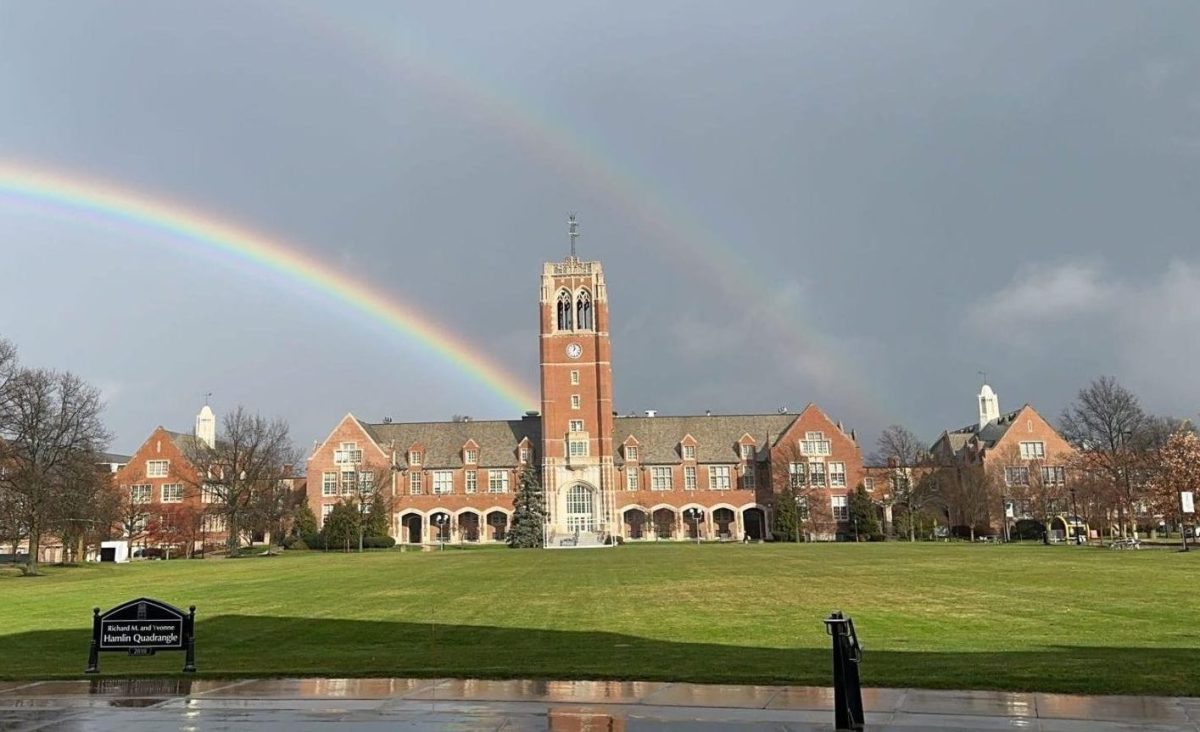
xmin=1 ymin=543 xmax=1196 ymax=695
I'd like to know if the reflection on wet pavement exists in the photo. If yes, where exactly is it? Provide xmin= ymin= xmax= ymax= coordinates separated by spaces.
xmin=0 ymin=677 xmax=1196 ymax=731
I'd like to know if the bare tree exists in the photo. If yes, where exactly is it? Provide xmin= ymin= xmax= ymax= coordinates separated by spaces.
xmin=1059 ymin=376 xmax=1150 ymax=538
xmin=181 ymin=406 xmax=298 ymax=557
xmin=250 ymin=476 xmax=309 ymax=555
xmin=0 ymin=368 xmax=110 ymax=575
xmin=872 ymin=424 xmax=929 ymax=541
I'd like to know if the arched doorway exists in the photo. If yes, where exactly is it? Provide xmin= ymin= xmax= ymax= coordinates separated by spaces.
xmin=458 ymin=512 xmax=481 ymax=542
xmin=565 ymin=484 xmax=595 ymax=532
xmin=683 ymin=507 xmax=705 ymax=539
xmin=400 ymin=513 xmax=423 ymax=544
xmin=486 ymin=511 xmax=508 ymax=542
xmin=743 ymin=507 xmax=766 ymax=541
xmin=623 ymin=508 xmax=647 ymax=539
xmin=713 ymin=508 xmax=735 ymax=539
xmin=652 ymin=507 xmax=676 ymax=539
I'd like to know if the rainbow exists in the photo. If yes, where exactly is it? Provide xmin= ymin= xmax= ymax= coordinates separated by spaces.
xmin=282 ymin=3 xmax=894 ymax=427
xmin=0 ymin=162 xmax=539 ymax=413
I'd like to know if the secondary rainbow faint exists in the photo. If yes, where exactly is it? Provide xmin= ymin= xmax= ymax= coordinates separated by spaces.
xmin=0 ymin=162 xmax=539 ymax=413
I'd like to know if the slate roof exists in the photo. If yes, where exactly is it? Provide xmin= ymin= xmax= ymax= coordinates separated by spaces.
xmin=936 ymin=407 xmax=1025 ymax=458
xmin=362 ymin=419 xmax=542 ymax=469
xmin=613 ymin=414 xmax=798 ymax=465
xmin=96 ymin=452 xmax=131 ymax=465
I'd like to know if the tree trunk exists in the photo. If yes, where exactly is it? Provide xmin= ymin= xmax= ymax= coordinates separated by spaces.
xmin=25 ymin=526 xmax=40 ymax=576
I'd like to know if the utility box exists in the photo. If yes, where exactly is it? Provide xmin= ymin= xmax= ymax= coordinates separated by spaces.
xmin=99 ymin=541 xmax=130 ymax=563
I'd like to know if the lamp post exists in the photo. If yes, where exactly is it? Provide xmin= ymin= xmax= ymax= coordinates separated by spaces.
xmin=686 ymin=508 xmax=703 ymax=545
xmin=1069 ymin=487 xmax=1081 ymax=545
xmin=434 ymin=514 xmax=448 ymax=551
xmin=794 ymin=495 xmax=802 ymax=544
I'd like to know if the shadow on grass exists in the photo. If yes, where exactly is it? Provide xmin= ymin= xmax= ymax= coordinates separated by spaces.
xmin=0 ymin=615 xmax=1194 ymax=696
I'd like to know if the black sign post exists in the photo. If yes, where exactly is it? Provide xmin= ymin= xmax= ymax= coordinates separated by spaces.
xmin=86 ymin=598 xmax=196 ymax=674
xmin=823 ymin=611 xmax=864 ymax=732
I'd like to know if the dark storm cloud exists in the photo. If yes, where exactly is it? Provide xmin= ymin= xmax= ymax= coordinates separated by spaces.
xmin=1 ymin=0 xmax=1198 ymax=451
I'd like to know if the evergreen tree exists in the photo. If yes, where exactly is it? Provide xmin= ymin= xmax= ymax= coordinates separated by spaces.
xmin=507 ymin=466 xmax=546 ymax=548
xmin=773 ymin=484 xmax=800 ymax=542
xmin=292 ymin=502 xmax=318 ymax=537
xmin=364 ymin=492 xmax=390 ymax=538
xmin=848 ymin=485 xmax=881 ymax=542
xmin=320 ymin=501 xmax=359 ymax=552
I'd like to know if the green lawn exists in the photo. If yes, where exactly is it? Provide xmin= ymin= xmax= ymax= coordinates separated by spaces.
xmin=1 ymin=543 xmax=1197 ymax=695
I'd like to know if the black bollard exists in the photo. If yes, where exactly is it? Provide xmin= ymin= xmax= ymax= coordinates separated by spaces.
xmin=824 ymin=611 xmax=865 ymax=731
xmin=85 ymin=607 xmax=100 ymax=674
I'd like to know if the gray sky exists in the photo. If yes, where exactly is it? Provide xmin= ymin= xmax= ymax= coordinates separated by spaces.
xmin=2 ymin=1 xmax=1198 ymax=455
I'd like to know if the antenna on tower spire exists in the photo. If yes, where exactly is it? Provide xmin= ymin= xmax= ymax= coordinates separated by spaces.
xmin=977 ymin=370 xmax=987 ymax=385
xmin=568 ymin=213 xmax=580 ymax=259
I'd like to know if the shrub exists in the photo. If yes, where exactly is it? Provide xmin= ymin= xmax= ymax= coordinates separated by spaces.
xmin=1012 ymin=519 xmax=1046 ymax=541
xmin=363 ymin=536 xmax=396 ymax=549
xmin=302 ymin=533 xmax=326 ymax=550
xmin=284 ymin=537 xmax=309 ymax=551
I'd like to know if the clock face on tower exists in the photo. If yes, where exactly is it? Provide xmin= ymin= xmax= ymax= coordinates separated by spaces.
xmin=566 ymin=343 xmax=582 ymax=359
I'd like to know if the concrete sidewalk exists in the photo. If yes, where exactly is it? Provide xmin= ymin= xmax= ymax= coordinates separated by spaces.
xmin=0 ymin=677 xmax=1197 ymax=731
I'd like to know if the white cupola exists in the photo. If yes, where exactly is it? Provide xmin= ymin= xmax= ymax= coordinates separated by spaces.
xmin=195 ymin=404 xmax=216 ymax=449
xmin=978 ymin=383 xmax=999 ymax=428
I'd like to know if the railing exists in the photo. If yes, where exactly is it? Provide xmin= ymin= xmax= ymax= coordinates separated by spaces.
xmin=824 ymin=611 xmax=864 ymax=731
xmin=552 ymin=260 xmax=594 ymax=275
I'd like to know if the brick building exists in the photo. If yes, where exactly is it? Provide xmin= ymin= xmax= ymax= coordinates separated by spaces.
xmin=307 ymin=243 xmax=867 ymax=545
xmin=931 ymin=383 xmax=1077 ymax=536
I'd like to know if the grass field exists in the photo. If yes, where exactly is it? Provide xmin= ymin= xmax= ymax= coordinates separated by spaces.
xmin=2 ymin=543 xmax=1197 ymax=695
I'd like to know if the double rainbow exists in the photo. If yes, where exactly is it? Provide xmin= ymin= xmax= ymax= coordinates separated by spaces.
xmin=0 ymin=162 xmax=539 ymax=413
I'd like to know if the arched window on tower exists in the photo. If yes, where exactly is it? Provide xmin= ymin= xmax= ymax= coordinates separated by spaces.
xmin=575 ymin=289 xmax=593 ymax=331
xmin=557 ymin=289 xmax=573 ymax=331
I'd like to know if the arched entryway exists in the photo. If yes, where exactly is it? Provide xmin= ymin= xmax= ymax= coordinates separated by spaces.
xmin=457 ymin=511 xmax=481 ymax=543
xmin=623 ymin=507 xmax=647 ymax=539
xmin=713 ymin=507 xmax=735 ymax=540
xmin=429 ymin=511 xmax=452 ymax=542
xmin=565 ymin=484 xmax=596 ymax=532
xmin=399 ymin=513 xmax=423 ymax=544
xmin=486 ymin=510 xmax=509 ymax=542
xmin=742 ymin=506 xmax=766 ymax=541
xmin=652 ymin=507 xmax=676 ymax=539
xmin=682 ymin=506 xmax=706 ymax=539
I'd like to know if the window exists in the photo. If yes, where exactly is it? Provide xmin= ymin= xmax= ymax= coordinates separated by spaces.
xmin=488 ymin=470 xmax=509 ymax=493
xmin=740 ymin=463 xmax=756 ymax=490
xmin=322 ymin=472 xmax=338 ymax=497
xmin=797 ymin=496 xmax=810 ymax=520
xmin=1005 ymin=466 xmax=1030 ymax=486
xmin=568 ymin=439 xmax=589 ymax=457
xmin=557 ymin=289 xmax=573 ymax=330
xmin=682 ymin=445 xmax=696 ymax=460
xmin=809 ymin=461 xmax=826 ymax=487
xmin=433 ymin=471 xmax=453 ymax=495
xmin=1042 ymin=466 xmax=1066 ymax=485
xmin=519 ymin=447 xmax=532 ymax=463
xmin=571 ymin=395 xmax=581 ymax=410
xmin=146 ymin=460 xmax=169 ymax=478
xmin=626 ymin=469 xmax=639 ymax=491
xmin=788 ymin=462 xmax=806 ymax=489
xmin=831 ymin=495 xmax=849 ymax=521
xmin=358 ymin=472 xmax=374 ymax=493
xmin=570 ymin=370 xmax=580 ymax=385
xmin=864 ymin=477 xmax=875 ymax=492
xmin=1020 ymin=441 xmax=1046 ymax=459
xmin=569 ymin=419 xmax=584 ymax=432
xmin=334 ymin=442 xmax=362 ymax=465
xmin=464 ymin=449 xmax=477 ymax=464
xmin=320 ymin=504 xmax=334 ymax=522
xmin=801 ymin=432 xmax=831 ymax=456
xmin=408 ymin=450 xmax=421 ymax=466
xmin=465 ymin=471 xmax=478 ymax=494
xmin=576 ymin=289 xmax=594 ymax=330
xmin=130 ymin=484 xmax=151 ymax=503
xmin=684 ymin=466 xmax=697 ymax=490
xmin=829 ymin=462 xmax=847 ymax=487
xmin=203 ymin=514 xmax=227 ymax=533
xmin=201 ymin=484 xmax=219 ymax=503
xmin=161 ymin=484 xmax=184 ymax=503
xmin=709 ymin=465 xmax=731 ymax=490
xmin=740 ymin=444 xmax=755 ymax=461
xmin=625 ymin=445 xmax=638 ymax=462
xmin=651 ymin=466 xmax=673 ymax=491
xmin=409 ymin=472 xmax=422 ymax=495
xmin=340 ymin=470 xmax=356 ymax=495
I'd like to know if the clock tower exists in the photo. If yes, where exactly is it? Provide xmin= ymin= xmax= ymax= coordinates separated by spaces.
xmin=539 ymin=216 xmax=616 ymax=542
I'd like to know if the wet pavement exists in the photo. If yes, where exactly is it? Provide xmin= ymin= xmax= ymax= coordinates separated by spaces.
xmin=0 ymin=677 xmax=1196 ymax=730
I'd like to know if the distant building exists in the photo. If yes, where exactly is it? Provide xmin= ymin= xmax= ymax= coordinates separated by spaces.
xmin=307 ymin=238 xmax=867 ymax=545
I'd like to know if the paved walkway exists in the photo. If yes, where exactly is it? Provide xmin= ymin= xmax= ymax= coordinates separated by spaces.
xmin=1 ymin=677 xmax=1197 ymax=731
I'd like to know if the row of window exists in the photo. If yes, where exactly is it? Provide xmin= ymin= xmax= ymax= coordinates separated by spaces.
xmin=788 ymin=461 xmax=849 ymax=488
xmin=130 ymin=484 xmax=223 ymax=503
xmin=333 ymin=442 xmax=535 ymax=468
xmin=1005 ymin=465 xmax=1066 ymax=487
xmin=322 ymin=469 xmax=515 ymax=496
xmin=556 ymin=288 xmax=594 ymax=331
xmin=628 ymin=465 xmax=751 ymax=491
